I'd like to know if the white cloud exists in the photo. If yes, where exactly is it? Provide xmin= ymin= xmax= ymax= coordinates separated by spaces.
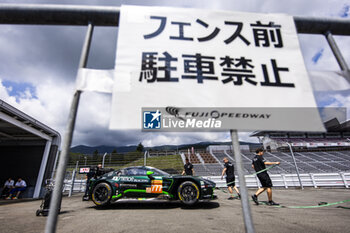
xmin=324 ymin=93 xmax=350 ymax=119
xmin=0 ymin=0 xmax=349 ymax=148
xmin=141 ymin=132 xmax=230 ymax=147
xmin=0 ymin=77 xmax=74 ymax=135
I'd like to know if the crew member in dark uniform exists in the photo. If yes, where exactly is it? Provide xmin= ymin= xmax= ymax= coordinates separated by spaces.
xmin=251 ymin=148 xmax=280 ymax=205
xmin=221 ymin=157 xmax=240 ymax=200
xmin=83 ymin=164 xmax=104 ymax=201
xmin=83 ymin=170 xmax=93 ymax=201
xmin=182 ymin=158 xmax=195 ymax=176
xmin=93 ymin=164 xmax=105 ymax=179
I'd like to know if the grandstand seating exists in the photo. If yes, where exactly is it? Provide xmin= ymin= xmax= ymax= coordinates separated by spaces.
xmin=188 ymin=153 xmax=201 ymax=164
xmin=198 ymin=152 xmax=218 ymax=163
xmin=194 ymin=164 xmax=223 ymax=176
xmin=211 ymin=151 xmax=233 ymax=163
xmin=192 ymin=164 xmax=208 ymax=175
xmin=183 ymin=149 xmax=350 ymax=176
xmin=274 ymin=138 xmax=350 ymax=147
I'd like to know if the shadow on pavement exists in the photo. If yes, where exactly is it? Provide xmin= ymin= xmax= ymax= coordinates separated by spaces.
xmin=0 ymin=198 xmax=40 ymax=206
xmin=89 ymin=200 xmax=220 ymax=210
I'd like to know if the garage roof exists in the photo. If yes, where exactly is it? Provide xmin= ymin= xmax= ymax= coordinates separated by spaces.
xmin=0 ymin=100 xmax=61 ymax=146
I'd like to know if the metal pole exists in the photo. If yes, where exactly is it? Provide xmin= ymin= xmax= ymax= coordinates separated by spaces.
xmin=102 ymin=152 xmax=107 ymax=168
xmin=45 ymin=22 xmax=94 ymax=233
xmin=1 ymin=4 xmax=350 ymax=36
xmin=51 ymin=149 xmax=60 ymax=180
xmin=286 ymin=142 xmax=304 ymax=189
xmin=69 ymin=161 xmax=79 ymax=197
xmin=325 ymin=31 xmax=350 ymax=83
xmin=144 ymin=151 xmax=147 ymax=166
xmin=230 ymin=130 xmax=255 ymax=233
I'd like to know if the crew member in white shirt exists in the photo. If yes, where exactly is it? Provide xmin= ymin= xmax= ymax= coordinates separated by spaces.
xmin=7 ymin=178 xmax=27 ymax=200
xmin=1 ymin=178 xmax=14 ymax=198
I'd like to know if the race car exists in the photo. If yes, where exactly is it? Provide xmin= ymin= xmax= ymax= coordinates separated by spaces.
xmin=88 ymin=166 xmax=216 ymax=206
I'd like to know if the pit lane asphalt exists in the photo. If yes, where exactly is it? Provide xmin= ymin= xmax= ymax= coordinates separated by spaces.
xmin=0 ymin=188 xmax=349 ymax=233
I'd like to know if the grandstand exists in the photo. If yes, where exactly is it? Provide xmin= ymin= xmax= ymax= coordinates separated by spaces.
xmin=251 ymin=118 xmax=350 ymax=151
xmin=210 ymin=150 xmax=350 ymax=175
xmin=178 ymin=118 xmax=350 ymax=184
xmin=198 ymin=152 xmax=217 ymax=163
xmin=189 ymin=153 xmax=201 ymax=164
xmin=181 ymin=149 xmax=350 ymax=176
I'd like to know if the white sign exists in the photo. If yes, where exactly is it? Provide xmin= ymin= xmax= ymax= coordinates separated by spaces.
xmin=76 ymin=68 xmax=114 ymax=93
xmin=79 ymin=167 xmax=90 ymax=174
xmin=110 ymin=5 xmax=324 ymax=131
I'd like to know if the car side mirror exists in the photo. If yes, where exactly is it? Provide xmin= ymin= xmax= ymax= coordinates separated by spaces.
xmin=147 ymin=171 xmax=154 ymax=179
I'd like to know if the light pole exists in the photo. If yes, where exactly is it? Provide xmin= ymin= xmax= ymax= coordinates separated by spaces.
xmin=102 ymin=152 xmax=107 ymax=168
xmin=286 ymin=142 xmax=304 ymax=189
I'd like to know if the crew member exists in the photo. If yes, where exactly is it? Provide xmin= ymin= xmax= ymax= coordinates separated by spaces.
xmin=182 ymin=158 xmax=194 ymax=176
xmin=251 ymin=148 xmax=280 ymax=206
xmin=221 ymin=157 xmax=240 ymax=200
xmin=83 ymin=164 xmax=105 ymax=201
xmin=1 ymin=178 xmax=14 ymax=198
xmin=94 ymin=164 xmax=104 ymax=179
xmin=7 ymin=178 xmax=26 ymax=200
xmin=82 ymin=166 xmax=95 ymax=201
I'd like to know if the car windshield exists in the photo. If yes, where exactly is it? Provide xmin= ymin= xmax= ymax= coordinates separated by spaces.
xmin=126 ymin=167 xmax=147 ymax=176
xmin=105 ymin=171 xmax=114 ymax=177
xmin=149 ymin=167 xmax=170 ymax=176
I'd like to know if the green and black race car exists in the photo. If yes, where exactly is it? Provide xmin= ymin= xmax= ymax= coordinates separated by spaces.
xmin=88 ymin=166 xmax=217 ymax=206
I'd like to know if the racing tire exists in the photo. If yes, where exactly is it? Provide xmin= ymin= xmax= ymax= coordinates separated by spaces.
xmin=92 ymin=182 xmax=112 ymax=206
xmin=177 ymin=181 xmax=200 ymax=206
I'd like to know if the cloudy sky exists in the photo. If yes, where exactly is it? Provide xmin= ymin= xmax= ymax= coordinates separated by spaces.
xmin=0 ymin=0 xmax=349 ymax=148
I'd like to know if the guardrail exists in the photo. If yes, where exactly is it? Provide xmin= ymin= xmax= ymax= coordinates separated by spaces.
xmin=204 ymin=172 xmax=350 ymax=188
xmin=62 ymin=172 xmax=350 ymax=193
xmin=62 ymin=179 xmax=86 ymax=193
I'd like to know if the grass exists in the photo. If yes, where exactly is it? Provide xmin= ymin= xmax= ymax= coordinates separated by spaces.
xmin=106 ymin=155 xmax=183 ymax=173
xmin=125 ymin=154 xmax=184 ymax=172
xmin=65 ymin=154 xmax=184 ymax=174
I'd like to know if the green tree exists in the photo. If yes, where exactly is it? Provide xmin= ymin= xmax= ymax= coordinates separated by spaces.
xmin=136 ymin=143 xmax=144 ymax=152
xmin=93 ymin=149 xmax=99 ymax=163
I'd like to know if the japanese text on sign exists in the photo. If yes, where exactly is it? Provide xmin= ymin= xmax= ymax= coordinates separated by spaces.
xmin=110 ymin=6 xmax=323 ymax=131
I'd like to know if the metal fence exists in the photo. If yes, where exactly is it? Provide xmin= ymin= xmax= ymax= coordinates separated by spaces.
xmin=1 ymin=4 xmax=349 ymax=233
xmin=63 ymin=172 xmax=350 ymax=194
xmin=206 ymin=172 xmax=350 ymax=188
xmin=62 ymin=149 xmax=350 ymax=194
xmin=62 ymin=172 xmax=86 ymax=193
xmin=66 ymin=151 xmax=184 ymax=173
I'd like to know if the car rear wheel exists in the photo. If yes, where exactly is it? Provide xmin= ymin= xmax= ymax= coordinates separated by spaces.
xmin=177 ymin=181 xmax=200 ymax=206
xmin=92 ymin=182 xmax=112 ymax=206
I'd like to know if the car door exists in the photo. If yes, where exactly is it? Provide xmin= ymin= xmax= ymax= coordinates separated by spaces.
xmin=119 ymin=167 xmax=152 ymax=198
xmin=148 ymin=168 xmax=173 ymax=195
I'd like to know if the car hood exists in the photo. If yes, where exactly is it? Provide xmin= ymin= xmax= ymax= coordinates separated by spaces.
xmin=171 ymin=175 xmax=216 ymax=186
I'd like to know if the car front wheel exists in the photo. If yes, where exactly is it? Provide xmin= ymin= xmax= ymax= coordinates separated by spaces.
xmin=177 ymin=181 xmax=200 ymax=206
xmin=92 ymin=182 xmax=112 ymax=206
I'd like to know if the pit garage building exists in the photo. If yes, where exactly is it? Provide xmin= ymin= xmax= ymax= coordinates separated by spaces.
xmin=0 ymin=100 xmax=61 ymax=198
